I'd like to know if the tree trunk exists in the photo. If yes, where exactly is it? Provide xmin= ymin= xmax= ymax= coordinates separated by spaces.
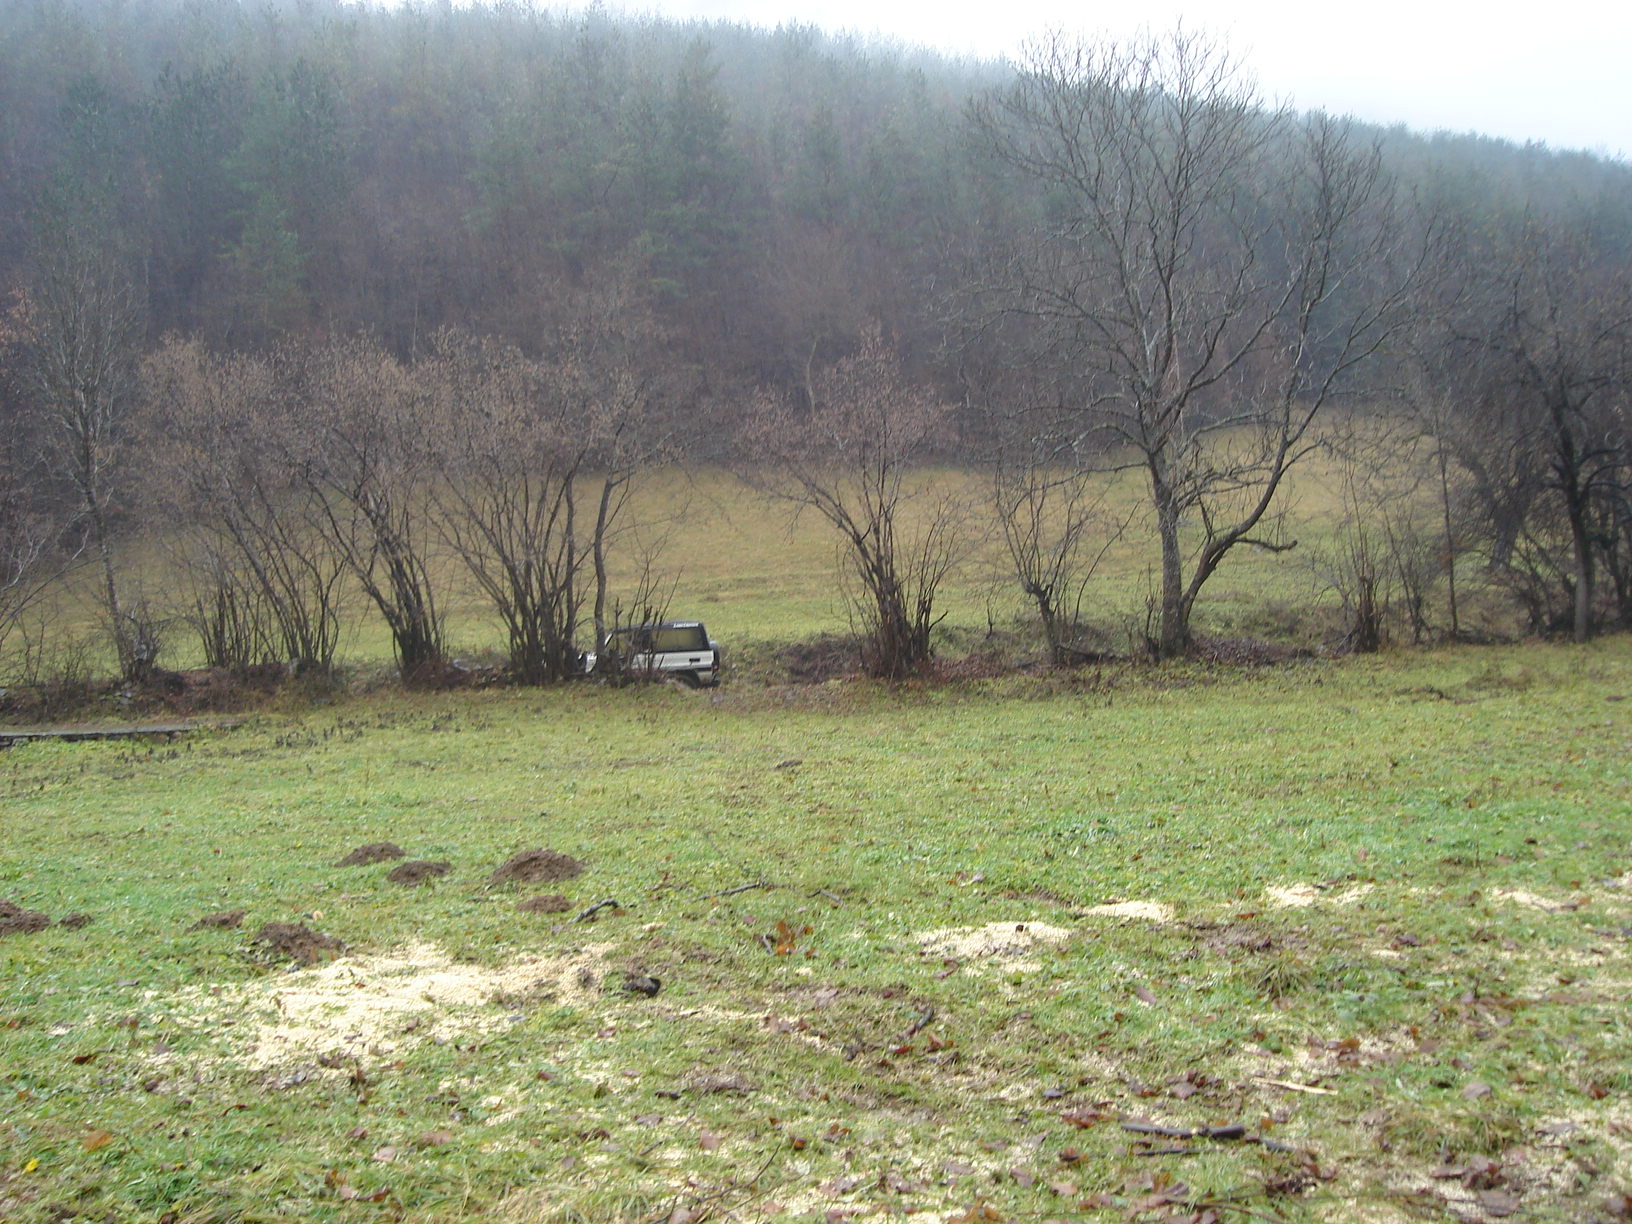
xmin=593 ymin=475 xmax=614 ymax=649
xmin=1569 ymin=510 xmax=1594 ymax=643
xmin=1152 ymin=466 xmax=1190 ymax=658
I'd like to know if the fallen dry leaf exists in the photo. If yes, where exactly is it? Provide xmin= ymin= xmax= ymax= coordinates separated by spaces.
xmin=947 ymin=1201 xmax=1004 ymax=1224
xmin=1479 ymin=1189 xmax=1521 ymax=1217
xmin=81 ymin=1130 xmax=114 ymax=1153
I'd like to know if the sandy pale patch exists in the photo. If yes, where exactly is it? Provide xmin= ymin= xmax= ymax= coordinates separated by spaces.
xmin=1265 ymin=882 xmax=1375 ymax=909
xmin=915 ymin=921 xmax=1071 ymax=961
xmin=1083 ymin=899 xmax=1172 ymax=923
xmin=1492 ymin=887 xmax=1581 ymax=912
xmin=159 ymin=941 xmax=612 ymax=1071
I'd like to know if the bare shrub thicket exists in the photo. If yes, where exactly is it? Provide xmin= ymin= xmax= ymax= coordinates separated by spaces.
xmin=750 ymin=328 xmax=962 ymax=678
xmin=1421 ymin=218 xmax=1632 ymax=641
xmin=21 ymin=232 xmax=149 ymax=678
xmin=990 ymin=454 xmax=1129 ymax=664
xmin=0 ymin=296 xmax=74 ymax=672
xmin=141 ymin=338 xmax=346 ymax=672
xmin=292 ymin=338 xmax=444 ymax=679
xmin=422 ymin=332 xmax=591 ymax=684
xmin=1312 ymin=421 xmax=1447 ymax=652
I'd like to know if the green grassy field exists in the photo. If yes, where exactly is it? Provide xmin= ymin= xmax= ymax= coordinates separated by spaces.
xmin=3 ymin=637 xmax=1630 ymax=1223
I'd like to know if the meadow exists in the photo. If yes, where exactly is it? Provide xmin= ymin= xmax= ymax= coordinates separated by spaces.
xmin=2 ymin=469 xmax=1630 ymax=1224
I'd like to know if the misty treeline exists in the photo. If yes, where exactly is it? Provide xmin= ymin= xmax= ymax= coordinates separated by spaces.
xmin=1 ymin=0 xmax=1630 ymax=688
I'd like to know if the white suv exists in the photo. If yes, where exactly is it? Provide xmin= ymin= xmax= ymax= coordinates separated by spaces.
xmin=584 ymin=620 xmax=722 ymax=687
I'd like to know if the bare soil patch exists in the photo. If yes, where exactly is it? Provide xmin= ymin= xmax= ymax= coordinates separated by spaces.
xmin=190 ymin=909 xmax=246 ymax=930
xmin=387 ymin=860 xmax=451 ymax=886
xmin=518 ymin=893 xmax=573 ymax=913
xmin=776 ymin=633 xmax=860 ymax=683
xmin=0 ymin=900 xmax=51 ymax=938
xmin=252 ymin=921 xmax=345 ymax=964
xmin=1190 ymin=920 xmax=1288 ymax=956
xmin=336 ymin=842 xmax=405 ymax=867
xmin=489 ymin=848 xmax=583 ymax=886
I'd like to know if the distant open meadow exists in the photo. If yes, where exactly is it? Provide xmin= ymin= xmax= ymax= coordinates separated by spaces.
xmin=7 ymin=457 xmax=1467 ymax=687
xmin=4 ymin=459 xmax=1631 ymax=1223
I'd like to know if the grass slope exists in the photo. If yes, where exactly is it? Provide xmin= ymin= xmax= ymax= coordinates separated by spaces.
xmin=3 ymin=641 xmax=1631 ymax=1222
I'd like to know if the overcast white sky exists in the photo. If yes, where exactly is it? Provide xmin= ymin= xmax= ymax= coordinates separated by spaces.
xmin=611 ymin=0 xmax=1629 ymax=159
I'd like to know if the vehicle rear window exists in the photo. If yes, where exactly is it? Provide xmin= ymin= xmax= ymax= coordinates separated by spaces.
xmin=651 ymin=625 xmax=708 ymax=651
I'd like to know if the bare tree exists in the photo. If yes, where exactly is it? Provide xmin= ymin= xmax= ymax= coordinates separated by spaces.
xmin=545 ymin=271 xmax=685 ymax=650
xmin=140 ymin=337 xmax=347 ymax=671
xmin=422 ymin=331 xmax=591 ymax=684
xmin=19 ymin=232 xmax=148 ymax=677
xmin=749 ymin=327 xmax=961 ymax=678
xmin=989 ymin=439 xmax=1129 ymax=663
xmin=1476 ymin=222 xmax=1630 ymax=642
xmin=1310 ymin=418 xmax=1446 ymax=651
xmin=970 ymin=30 xmax=1421 ymax=656
xmin=291 ymin=338 xmax=445 ymax=678
xmin=0 ymin=429 xmax=71 ymax=671
xmin=0 ymin=298 xmax=69 ymax=667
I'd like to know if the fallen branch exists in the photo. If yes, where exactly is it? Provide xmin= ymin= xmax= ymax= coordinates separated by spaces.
xmin=902 ymin=1007 xmax=935 ymax=1039
xmin=574 ymin=898 xmax=621 ymax=923
xmin=1253 ymin=1076 xmax=1337 ymax=1096
xmin=808 ymin=888 xmax=844 ymax=906
xmin=699 ymin=880 xmax=770 ymax=900
xmin=1124 ymin=1121 xmax=1246 ymax=1141
xmin=1120 ymin=1118 xmax=1300 ymax=1155
xmin=1131 ymin=1143 xmax=1195 ymax=1157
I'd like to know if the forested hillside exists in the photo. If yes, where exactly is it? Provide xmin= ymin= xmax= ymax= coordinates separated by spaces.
xmin=2 ymin=0 xmax=1630 ymax=691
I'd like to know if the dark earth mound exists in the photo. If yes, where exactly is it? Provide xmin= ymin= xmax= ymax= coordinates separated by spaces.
xmin=190 ymin=909 xmax=247 ymax=930
xmin=387 ymin=860 xmax=451 ymax=885
xmin=56 ymin=912 xmax=92 ymax=929
xmin=252 ymin=921 xmax=344 ymax=964
xmin=517 ymin=893 xmax=573 ymax=913
xmin=0 ymin=900 xmax=51 ymax=938
xmin=489 ymin=849 xmax=583 ymax=886
xmin=776 ymin=633 xmax=861 ymax=683
xmin=336 ymin=842 xmax=406 ymax=867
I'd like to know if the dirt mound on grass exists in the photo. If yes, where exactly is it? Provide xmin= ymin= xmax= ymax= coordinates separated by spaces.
xmin=336 ymin=842 xmax=406 ymax=867
xmin=0 ymin=900 xmax=51 ymax=938
xmin=387 ymin=860 xmax=451 ymax=886
xmin=776 ymin=633 xmax=860 ymax=683
xmin=190 ymin=909 xmax=247 ymax=930
xmin=518 ymin=893 xmax=573 ymax=914
xmin=253 ymin=921 xmax=344 ymax=964
xmin=489 ymin=849 xmax=583 ymax=886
